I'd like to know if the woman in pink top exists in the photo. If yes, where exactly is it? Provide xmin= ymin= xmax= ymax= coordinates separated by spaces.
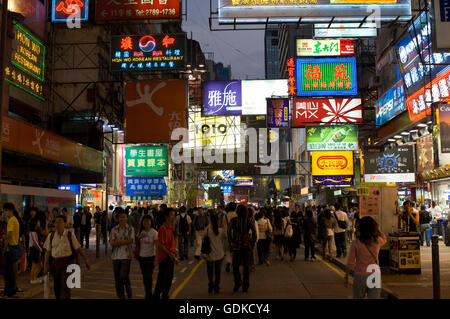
xmin=344 ymin=217 xmax=387 ymax=299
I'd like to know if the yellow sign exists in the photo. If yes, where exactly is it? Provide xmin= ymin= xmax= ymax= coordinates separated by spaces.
xmin=357 ymin=187 xmax=369 ymax=196
xmin=360 ymin=182 xmax=387 ymax=187
xmin=311 ymin=151 xmax=353 ymax=176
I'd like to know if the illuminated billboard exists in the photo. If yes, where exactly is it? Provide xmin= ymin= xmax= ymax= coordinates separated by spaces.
xmin=96 ymin=0 xmax=180 ymax=21
xmin=306 ymin=125 xmax=358 ymax=151
xmin=218 ymin=0 xmax=411 ymax=23
xmin=375 ymin=80 xmax=406 ymax=126
xmin=110 ymin=34 xmax=186 ymax=71
xmin=311 ymin=151 xmax=354 ymax=186
xmin=241 ymin=80 xmax=288 ymax=115
xmin=296 ymin=58 xmax=358 ymax=96
xmin=314 ymin=23 xmax=377 ymax=38
xmin=52 ymin=0 xmax=89 ymax=22
xmin=267 ymin=98 xmax=289 ymax=128
xmin=296 ymin=39 xmax=355 ymax=56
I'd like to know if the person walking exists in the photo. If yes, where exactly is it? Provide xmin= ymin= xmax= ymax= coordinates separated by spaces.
xmin=272 ymin=210 xmax=287 ymax=261
xmin=73 ymin=207 xmax=82 ymax=242
xmin=227 ymin=205 xmax=257 ymax=293
xmin=333 ymin=203 xmax=349 ymax=258
xmin=80 ymin=207 xmax=92 ymax=249
xmin=29 ymin=218 xmax=43 ymax=284
xmin=110 ymin=209 xmax=134 ymax=299
xmin=303 ymin=208 xmax=318 ymax=261
xmin=43 ymin=215 xmax=90 ymax=299
xmin=153 ymin=208 xmax=178 ymax=300
xmin=136 ymin=215 xmax=158 ymax=300
xmin=175 ymin=206 xmax=191 ymax=260
xmin=321 ymin=209 xmax=337 ymax=261
xmin=204 ymin=214 xmax=227 ymax=294
xmin=419 ymin=204 xmax=432 ymax=247
xmin=344 ymin=216 xmax=387 ymax=299
xmin=286 ymin=211 xmax=301 ymax=261
xmin=224 ymin=202 xmax=237 ymax=272
xmin=100 ymin=209 xmax=109 ymax=245
xmin=257 ymin=209 xmax=272 ymax=266
xmin=193 ymin=207 xmax=210 ymax=260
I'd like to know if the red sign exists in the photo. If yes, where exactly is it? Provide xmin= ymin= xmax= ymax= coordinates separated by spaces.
xmin=287 ymin=58 xmax=296 ymax=96
xmin=317 ymin=156 xmax=348 ymax=170
xmin=95 ymin=0 xmax=180 ymax=21
xmin=292 ymin=97 xmax=362 ymax=127
xmin=340 ymin=40 xmax=355 ymax=55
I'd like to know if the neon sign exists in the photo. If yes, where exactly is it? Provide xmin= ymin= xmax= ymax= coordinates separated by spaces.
xmin=51 ymin=0 xmax=89 ymax=22
xmin=110 ymin=34 xmax=186 ymax=71
xmin=296 ymin=57 xmax=357 ymax=96
xmin=287 ymin=58 xmax=296 ymax=96
xmin=95 ymin=0 xmax=180 ymax=21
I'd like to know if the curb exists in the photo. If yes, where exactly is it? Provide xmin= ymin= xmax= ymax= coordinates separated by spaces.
xmin=329 ymin=256 xmax=400 ymax=299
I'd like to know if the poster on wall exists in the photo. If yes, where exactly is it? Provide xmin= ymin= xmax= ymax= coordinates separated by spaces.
xmin=306 ymin=125 xmax=358 ymax=151
xmin=416 ymin=134 xmax=435 ymax=173
xmin=360 ymin=187 xmax=382 ymax=217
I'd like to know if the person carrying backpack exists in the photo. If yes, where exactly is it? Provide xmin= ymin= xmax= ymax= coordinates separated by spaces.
xmin=227 ymin=205 xmax=257 ymax=293
xmin=176 ymin=206 xmax=191 ymax=260
xmin=419 ymin=204 xmax=432 ymax=247
xmin=43 ymin=215 xmax=90 ymax=299
xmin=333 ymin=203 xmax=349 ymax=258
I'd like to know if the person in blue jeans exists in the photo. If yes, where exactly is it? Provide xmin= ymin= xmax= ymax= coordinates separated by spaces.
xmin=419 ymin=205 xmax=432 ymax=247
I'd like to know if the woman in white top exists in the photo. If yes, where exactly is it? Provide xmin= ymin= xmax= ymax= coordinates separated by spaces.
xmin=137 ymin=215 xmax=158 ymax=300
xmin=29 ymin=219 xmax=43 ymax=284
xmin=257 ymin=209 xmax=273 ymax=266
xmin=205 ymin=213 xmax=227 ymax=294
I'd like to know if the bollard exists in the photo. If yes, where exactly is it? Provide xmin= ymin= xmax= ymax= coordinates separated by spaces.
xmin=96 ymin=224 xmax=100 ymax=258
xmin=432 ymin=235 xmax=440 ymax=299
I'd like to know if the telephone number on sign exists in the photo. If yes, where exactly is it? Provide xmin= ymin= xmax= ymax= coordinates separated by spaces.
xmin=139 ymin=9 xmax=177 ymax=16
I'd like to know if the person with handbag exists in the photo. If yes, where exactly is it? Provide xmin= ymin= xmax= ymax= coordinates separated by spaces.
xmin=333 ymin=203 xmax=349 ymax=258
xmin=303 ymin=208 xmax=318 ymax=261
xmin=135 ymin=215 xmax=158 ymax=300
xmin=1 ymin=203 xmax=22 ymax=298
xmin=344 ymin=216 xmax=387 ymax=299
xmin=257 ymin=209 xmax=273 ymax=266
xmin=203 ymin=213 xmax=227 ymax=294
xmin=272 ymin=210 xmax=287 ymax=261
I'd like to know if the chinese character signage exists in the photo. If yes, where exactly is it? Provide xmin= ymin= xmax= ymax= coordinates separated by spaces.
xmin=267 ymin=98 xmax=289 ymax=128
xmin=287 ymin=58 xmax=296 ymax=96
xmin=125 ymin=80 xmax=187 ymax=143
xmin=306 ymin=125 xmax=358 ymax=151
xmin=125 ymin=146 xmax=168 ymax=176
xmin=375 ymin=80 xmax=406 ymax=126
xmin=296 ymin=39 xmax=355 ymax=56
xmin=111 ymin=34 xmax=186 ymax=71
xmin=405 ymin=66 xmax=450 ymax=123
xmin=438 ymin=104 xmax=450 ymax=153
xmin=202 ymin=81 xmax=242 ymax=116
xmin=218 ymin=0 xmax=411 ymax=23
xmin=292 ymin=98 xmax=362 ymax=127
xmin=52 ymin=0 xmax=89 ymax=22
xmin=311 ymin=151 xmax=354 ymax=186
xmin=4 ymin=24 xmax=45 ymax=100
xmin=433 ymin=0 xmax=450 ymax=50
xmin=364 ymin=146 xmax=415 ymax=183
xmin=96 ymin=0 xmax=180 ymax=21
xmin=396 ymin=12 xmax=450 ymax=97
xmin=126 ymin=177 xmax=167 ymax=197
xmin=296 ymin=58 xmax=357 ymax=96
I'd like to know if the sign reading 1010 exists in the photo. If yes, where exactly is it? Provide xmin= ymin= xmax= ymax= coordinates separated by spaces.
xmin=110 ymin=34 xmax=186 ymax=72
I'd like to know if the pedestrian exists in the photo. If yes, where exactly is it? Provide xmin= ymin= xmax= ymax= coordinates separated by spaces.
xmin=136 ymin=215 xmax=158 ymax=300
xmin=1 ymin=203 xmax=22 ymax=298
xmin=321 ymin=209 xmax=336 ymax=261
xmin=346 ymin=208 xmax=355 ymax=243
xmin=73 ymin=207 xmax=82 ymax=242
xmin=153 ymin=208 xmax=178 ymax=300
xmin=100 ymin=209 xmax=109 ymax=245
xmin=272 ymin=209 xmax=287 ymax=260
xmin=333 ymin=203 xmax=349 ymax=258
xmin=193 ymin=207 xmax=210 ymax=260
xmin=43 ymin=215 xmax=90 ymax=299
xmin=398 ymin=200 xmax=419 ymax=232
xmin=29 ymin=218 xmax=43 ymax=284
xmin=175 ymin=206 xmax=191 ymax=260
xmin=344 ymin=216 xmax=387 ymax=299
xmin=23 ymin=207 xmax=38 ymax=272
xmin=228 ymin=204 xmax=257 ymax=293
xmin=247 ymin=207 xmax=259 ymax=272
xmin=62 ymin=208 xmax=73 ymax=231
xmin=187 ymin=208 xmax=196 ymax=248
xmin=80 ymin=206 xmax=93 ymax=249
xmin=93 ymin=206 xmax=102 ymax=242
xmin=110 ymin=209 xmax=134 ymax=299
xmin=12 ymin=209 xmax=26 ymax=293
xmin=205 ymin=214 xmax=227 ymax=294
xmin=155 ymin=204 xmax=168 ymax=230
xmin=303 ymin=208 xmax=317 ymax=261
xmin=257 ymin=209 xmax=272 ymax=266
xmin=419 ymin=204 xmax=432 ymax=247
xmin=224 ymin=202 xmax=237 ymax=272
xmin=286 ymin=211 xmax=301 ymax=261
xmin=46 ymin=210 xmax=55 ymax=234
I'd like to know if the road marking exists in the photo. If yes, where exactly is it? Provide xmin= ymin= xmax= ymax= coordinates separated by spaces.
xmin=170 ymin=259 xmax=205 ymax=299
xmin=180 ymin=267 xmax=187 ymax=273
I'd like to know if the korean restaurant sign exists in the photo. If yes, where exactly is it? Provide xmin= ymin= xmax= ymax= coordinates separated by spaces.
xmin=2 ymin=116 xmax=102 ymax=173
xmin=306 ymin=125 xmax=358 ymax=151
xmin=4 ymin=24 xmax=45 ymax=100
xmin=375 ymin=80 xmax=406 ymax=126
xmin=267 ymin=98 xmax=289 ymax=128
xmin=125 ymin=80 xmax=187 ymax=143
xmin=52 ymin=0 xmax=89 ymax=22
xmin=405 ymin=66 xmax=450 ymax=123
xmin=126 ymin=177 xmax=167 ymax=197
xmin=292 ymin=98 xmax=362 ymax=127
xmin=125 ymin=146 xmax=168 ymax=176
xmin=311 ymin=151 xmax=354 ymax=186
xmin=96 ymin=0 xmax=180 ymax=21
xmin=296 ymin=39 xmax=355 ymax=56
xmin=296 ymin=58 xmax=357 ymax=96
xmin=110 ymin=34 xmax=186 ymax=71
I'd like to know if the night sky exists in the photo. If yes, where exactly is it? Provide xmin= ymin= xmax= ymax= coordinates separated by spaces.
xmin=182 ymin=0 xmax=265 ymax=80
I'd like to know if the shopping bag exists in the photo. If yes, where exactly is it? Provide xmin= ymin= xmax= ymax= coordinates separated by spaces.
xmin=43 ymin=273 xmax=50 ymax=299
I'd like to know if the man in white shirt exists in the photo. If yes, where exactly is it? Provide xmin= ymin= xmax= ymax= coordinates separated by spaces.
xmin=43 ymin=215 xmax=90 ymax=299
xmin=429 ymin=201 xmax=443 ymax=223
xmin=333 ymin=203 xmax=349 ymax=258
